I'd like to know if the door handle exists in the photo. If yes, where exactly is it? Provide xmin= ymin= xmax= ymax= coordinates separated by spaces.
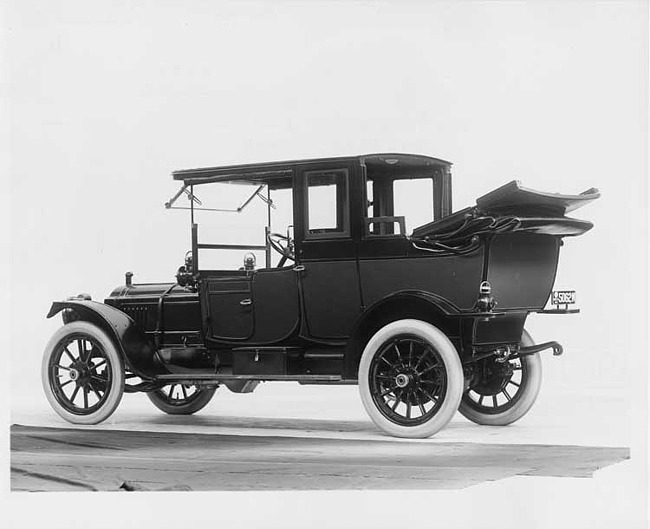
xmin=293 ymin=265 xmax=305 ymax=272
xmin=240 ymin=298 xmax=252 ymax=306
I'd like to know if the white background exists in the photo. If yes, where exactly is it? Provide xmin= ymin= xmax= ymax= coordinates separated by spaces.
xmin=2 ymin=1 xmax=648 ymax=527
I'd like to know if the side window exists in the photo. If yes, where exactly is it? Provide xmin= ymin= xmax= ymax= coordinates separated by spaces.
xmin=393 ymin=178 xmax=434 ymax=234
xmin=304 ymin=169 xmax=350 ymax=238
xmin=365 ymin=177 xmax=434 ymax=236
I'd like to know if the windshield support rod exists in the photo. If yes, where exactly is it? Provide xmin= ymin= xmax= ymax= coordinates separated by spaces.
xmin=257 ymin=189 xmax=275 ymax=209
xmin=236 ymin=185 xmax=276 ymax=213
xmin=184 ymin=187 xmax=202 ymax=205
xmin=165 ymin=185 xmax=188 ymax=209
xmin=165 ymin=184 xmax=203 ymax=209
xmin=167 ymin=183 xmax=276 ymax=213
xmin=167 ymin=206 xmax=240 ymax=213
xmin=237 ymin=185 xmax=265 ymax=212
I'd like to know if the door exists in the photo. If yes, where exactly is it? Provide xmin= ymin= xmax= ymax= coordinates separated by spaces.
xmin=294 ymin=163 xmax=362 ymax=339
xmin=199 ymin=273 xmax=254 ymax=340
xmin=249 ymin=267 xmax=300 ymax=343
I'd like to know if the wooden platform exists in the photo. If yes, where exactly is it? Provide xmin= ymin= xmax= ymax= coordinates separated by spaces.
xmin=10 ymin=424 xmax=629 ymax=492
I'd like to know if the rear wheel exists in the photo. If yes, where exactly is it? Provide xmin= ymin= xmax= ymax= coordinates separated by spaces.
xmin=358 ymin=319 xmax=464 ymax=438
xmin=147 ymin=384 xmax=217 ymax=415
xmin=41 ymin=322 xmax=125 ymax=424
xmin=459 ymin=329 xmax=542 ymax=426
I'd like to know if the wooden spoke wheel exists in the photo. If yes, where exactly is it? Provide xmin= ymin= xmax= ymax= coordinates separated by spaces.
xmin=359 ymin=319 xmax=463 ymax=438
xmin=147 ymin=384 xmax=217 ymax=415
xmin=42 ymin=322 xmax=125 ymax=425
xmin=459 ymin=329 xmax=542 ymax=426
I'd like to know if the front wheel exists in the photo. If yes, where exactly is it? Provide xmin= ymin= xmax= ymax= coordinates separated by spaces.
xmin=41 ymin=321 xmax=125 ymax=425
xmin=358 ymin=319 xmax=464 ymax=439
xmin=147 ymin=384 xmax=217 ymax=415
xmin=459 ymin=329 xmax=542 ymax=426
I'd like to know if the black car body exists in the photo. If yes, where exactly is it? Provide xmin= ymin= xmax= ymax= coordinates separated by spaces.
xmin=43 ymin=153 xmax=599 ymax=437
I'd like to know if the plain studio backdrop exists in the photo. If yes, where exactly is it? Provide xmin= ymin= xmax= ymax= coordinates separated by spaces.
xmin=3 ymin=1 xmax=648 ymax=528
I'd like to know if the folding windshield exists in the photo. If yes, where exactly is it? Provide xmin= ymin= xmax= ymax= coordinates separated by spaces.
xmin=164 ymin=179 xmax=293 ymax=270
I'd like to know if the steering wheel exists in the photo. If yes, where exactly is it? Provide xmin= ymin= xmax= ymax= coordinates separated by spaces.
xmin=267 ymin=232 xmax=295 ymax=267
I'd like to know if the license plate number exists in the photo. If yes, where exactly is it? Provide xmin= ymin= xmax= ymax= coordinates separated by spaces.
xmin=551 ymin=290 xmax=576 ymax=305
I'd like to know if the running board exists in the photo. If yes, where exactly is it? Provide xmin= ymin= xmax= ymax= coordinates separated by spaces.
xmin=298 ymin=380 xmax=357 ymax=385
xmin=155 ymin=373 xmax=344 ymax=383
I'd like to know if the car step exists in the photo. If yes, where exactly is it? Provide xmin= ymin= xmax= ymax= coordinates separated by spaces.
xmin=154 ymin=373 xmax=343 ymax=382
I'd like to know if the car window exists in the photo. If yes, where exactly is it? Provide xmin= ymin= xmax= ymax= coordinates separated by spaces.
xmin=393 ymin=178 xmax=434 ymax=234
xmin=305 ymin=169 xmax=350 ymax=238
xmin=365 ymin=178 xmax=434 ymax=237
xmin=365 ymin=177 xmax=434 ymax=236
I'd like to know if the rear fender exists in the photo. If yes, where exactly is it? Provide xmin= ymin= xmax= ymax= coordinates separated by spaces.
xmin=343 ymin=291 xmax=460 ymax=380
xmin=47 ymin=300 xmax=164 ymax=378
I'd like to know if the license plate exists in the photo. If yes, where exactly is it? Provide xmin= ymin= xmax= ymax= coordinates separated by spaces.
xmin=551 ymin=290 xmax=576 ymax=305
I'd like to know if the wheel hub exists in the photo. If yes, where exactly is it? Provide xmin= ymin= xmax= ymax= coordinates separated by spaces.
xmin=395 ymin=373 xmax=411 ymax=388
xmin=69 ymin=359 xmax=95 ymax=386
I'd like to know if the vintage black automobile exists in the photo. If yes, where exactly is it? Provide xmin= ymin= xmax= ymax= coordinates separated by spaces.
xmin=42 ymin=154 xmax=599 ymax=438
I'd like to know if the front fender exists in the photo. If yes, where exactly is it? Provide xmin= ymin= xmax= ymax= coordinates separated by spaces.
xmin=47 ymin=300 xmax=165 ymax=378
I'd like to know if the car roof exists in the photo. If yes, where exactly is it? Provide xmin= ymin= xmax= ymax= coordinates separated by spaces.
xmin=172 ymin=153 xmax=452 ymax=189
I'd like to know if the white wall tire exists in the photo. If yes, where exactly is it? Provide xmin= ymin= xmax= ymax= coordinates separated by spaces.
xmin=41 ymin=321 xmax=125 ymax=425
xmin=459 ymin=329 xmax=542 ymax=426
xmin=147 ymin=384 xmax=217 ymax=415
xmin=358 ymin=319 xmax=464 ymax=439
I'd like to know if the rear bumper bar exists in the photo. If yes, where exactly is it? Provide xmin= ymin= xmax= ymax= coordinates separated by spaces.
xmin=519 ymin=340 xmax=563 ymax=357
xmin=537 ymin=308 xmax=580 ymax=314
